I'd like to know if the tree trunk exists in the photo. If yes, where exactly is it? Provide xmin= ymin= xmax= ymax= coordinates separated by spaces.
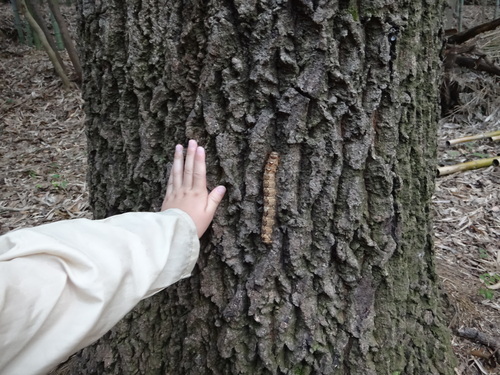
xmin=63 ymin=0 xmax=456 ymax=374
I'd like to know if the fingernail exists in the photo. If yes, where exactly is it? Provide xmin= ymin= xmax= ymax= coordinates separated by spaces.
xmin=196 ymin=146 xmax=205 ymax=155
xmin=216 ymin=186 xmax=226 ymax=195
xmin=175 ymin=144 xmax=183 ymax=153
xmin=188 ymin=139 xmax=197 ymax=148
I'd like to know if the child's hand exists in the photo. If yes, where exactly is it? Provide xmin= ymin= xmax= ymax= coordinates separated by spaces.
xmin=161 ymin=140 xmax=226 ymax=238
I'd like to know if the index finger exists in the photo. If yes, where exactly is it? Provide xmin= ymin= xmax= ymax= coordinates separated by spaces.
xmin=170 ymin=144 xmax=184 ymax=191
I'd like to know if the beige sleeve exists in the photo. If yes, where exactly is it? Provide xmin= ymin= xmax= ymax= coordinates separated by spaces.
xmin=0 ymin=208 xmax=199 ymax=375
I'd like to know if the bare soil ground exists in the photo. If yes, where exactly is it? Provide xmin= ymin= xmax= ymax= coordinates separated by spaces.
xmin=0 ymin=4 xmax=499 ymax=375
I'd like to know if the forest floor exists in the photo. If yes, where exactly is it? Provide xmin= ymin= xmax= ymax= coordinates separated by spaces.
xmin=0 ymin=4 xmax=499 ymax=375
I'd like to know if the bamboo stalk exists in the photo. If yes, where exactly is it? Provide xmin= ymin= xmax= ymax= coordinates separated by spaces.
xmin=437 ymin=157 xmax=499 ymax=176
xmin=25 ymin=0 xmax=67 ymax=67
xmin=446 ymin=130 xmax=500 ymax=146
xmin=11 ymin=0 xmax=26 ymax=44
xmin=47 ymin=0 xmax=83 ymax=82
xmin=50 ymin=9 xmax=64 ymax=50
xmin=18 ymin=0 xmax=71 ymax=88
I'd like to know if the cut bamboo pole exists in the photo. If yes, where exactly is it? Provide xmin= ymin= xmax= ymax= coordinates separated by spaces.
xmin=446 ymin=130 xmax=500 ymax=146
xmin=437 ymin=157 xmax=500 ymax=176
xmin=489 ymin=135 xmax=500 ymax=142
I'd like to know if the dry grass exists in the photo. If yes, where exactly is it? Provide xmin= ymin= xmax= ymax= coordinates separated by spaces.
xmin=0 ymin=3 xmax=499 ymax=375
xmin=478 ymin=28 xmax=500 ymax=60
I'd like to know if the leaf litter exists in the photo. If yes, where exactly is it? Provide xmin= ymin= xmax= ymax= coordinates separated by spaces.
xmin=0 ymin=3 xmax=499 ymax=375
xmin=0 ymin=4 xmax=90 ymax=233
xmin=437 ymin=6 xmax=500 ymax=374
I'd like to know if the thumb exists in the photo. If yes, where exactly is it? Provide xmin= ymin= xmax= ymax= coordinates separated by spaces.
xmin=206 ymin=185 xmax=226 ymax=214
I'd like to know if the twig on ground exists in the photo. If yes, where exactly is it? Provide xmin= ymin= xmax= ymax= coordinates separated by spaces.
xmin=457 ymin=327 xmax=500 ymax=362
xmin=448 ymin=17 xmax=500 ymax=45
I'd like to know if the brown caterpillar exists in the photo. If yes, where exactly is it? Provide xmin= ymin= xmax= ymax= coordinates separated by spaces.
xmin=261 ymin=151 xmax=279 ymax=244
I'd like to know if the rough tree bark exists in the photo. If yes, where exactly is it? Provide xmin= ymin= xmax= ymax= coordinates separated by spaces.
xmin=62 ymin=0 xmax=456 ymax=374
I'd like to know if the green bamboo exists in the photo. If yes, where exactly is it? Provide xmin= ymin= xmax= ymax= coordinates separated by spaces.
xmin=11 ymin=0 xmax=26 ymax=44
xmin=48 ymin=0 xmax=83 ymax=81
xmin=50 ymin=6 xmax=65 ymax=51
xmin=19 ymin=0 xmax=71 ymax=88
xmin=32 ymin=26 xmax=41 ymax=49
xmin=24 ymin=19 xmax=35 ymax=47
xmin=11 ymin=0 xmax=40 ymax=48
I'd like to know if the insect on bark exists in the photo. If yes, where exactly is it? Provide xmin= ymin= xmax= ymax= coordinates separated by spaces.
xmin=261 ymin=152 xmax=279 ymax=244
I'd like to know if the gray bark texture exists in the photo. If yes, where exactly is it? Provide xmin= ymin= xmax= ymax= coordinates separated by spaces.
xmin=62 ymin=0 xmax=457 ymax=374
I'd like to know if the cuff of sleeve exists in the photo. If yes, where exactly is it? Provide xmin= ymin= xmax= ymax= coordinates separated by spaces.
xmin=145 ymin=209 xmax=200 ymax=297
xmin=161 ymin=208 xmax=199 ymax=278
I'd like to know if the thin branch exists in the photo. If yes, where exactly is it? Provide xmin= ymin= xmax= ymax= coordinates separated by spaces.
xmin=24 ymin=0 xmax=66 ymax=71
xmin=0 ymin=206 xmax=36 ymax=212
xmin=448 ymin=17 xmax=500 ymax=45
xmin=455 ymin=56 xmax=500 ymax=75
xmin=18 ymin=0 xmax=72 ymax=88
xmin=456 ymin=327 xmax=500 ymax=362
xmin=47 ymin=0 xmax=83 ymax=82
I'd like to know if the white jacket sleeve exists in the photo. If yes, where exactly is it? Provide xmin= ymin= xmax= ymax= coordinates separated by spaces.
xmin=0 ymin=208 xmax=199 ymax=375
